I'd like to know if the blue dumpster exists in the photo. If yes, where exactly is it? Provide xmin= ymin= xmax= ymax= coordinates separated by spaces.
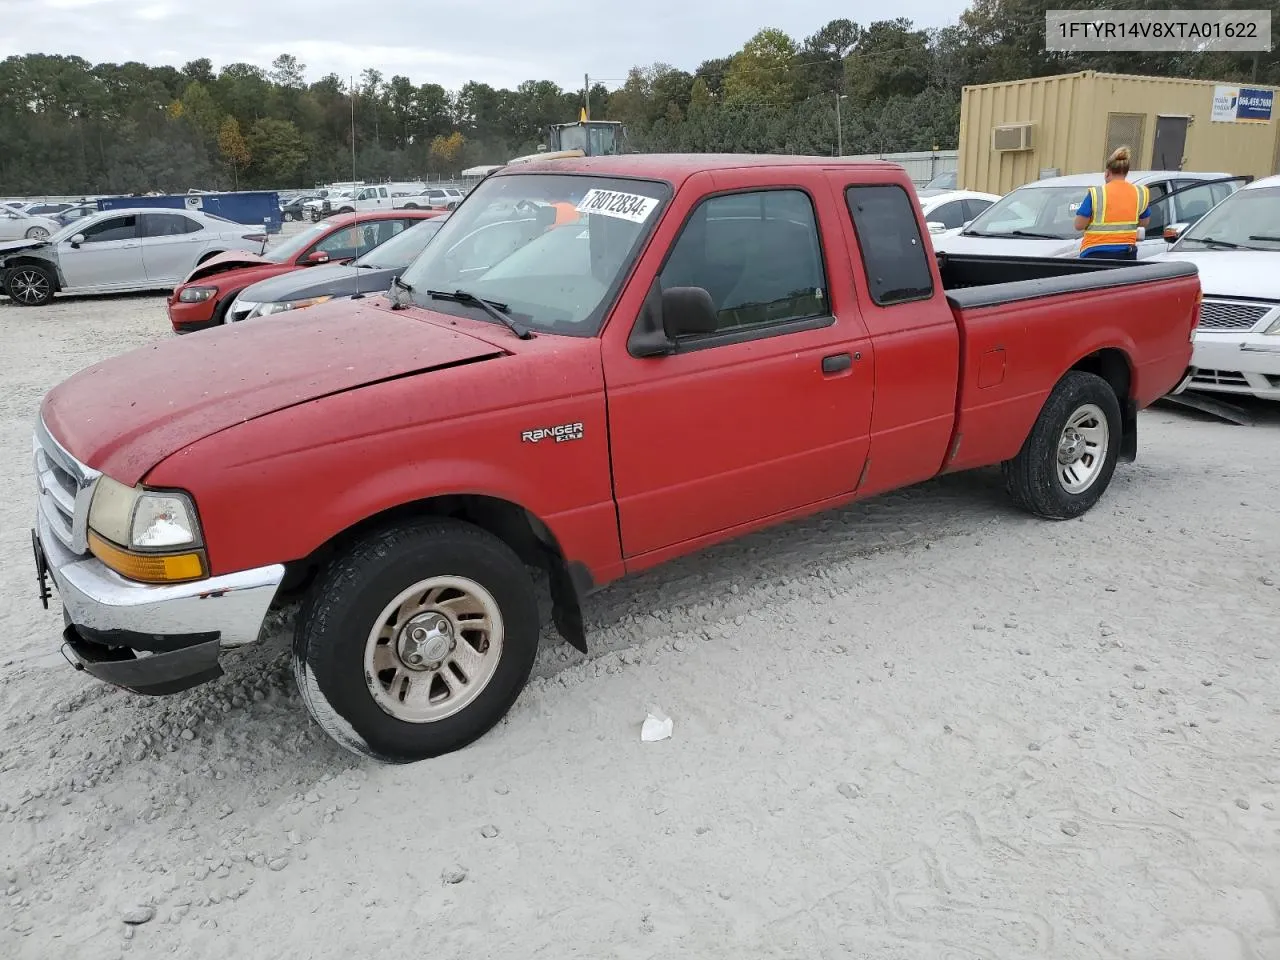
xmin=97 ymin=191 xmax=283 ymax=234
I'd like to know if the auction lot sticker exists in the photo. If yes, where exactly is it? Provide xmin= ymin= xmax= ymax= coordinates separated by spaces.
xmin=576 ymin=189 xmax=658 ymax=223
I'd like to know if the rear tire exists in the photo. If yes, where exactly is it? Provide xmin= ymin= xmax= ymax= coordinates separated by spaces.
xmin=25 ymin=226 xmax=50 ymax=241
xmin=292 ymin=518 xmax=540 ymax=763
xmin=4 ymin=263 xmax=55 ymax=306
xmin=1002 ymin=371 xmax=1122 ymax=520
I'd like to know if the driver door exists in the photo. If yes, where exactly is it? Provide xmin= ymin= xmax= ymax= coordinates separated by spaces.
xmin=59 ymin=214 xmax=144 ymax=290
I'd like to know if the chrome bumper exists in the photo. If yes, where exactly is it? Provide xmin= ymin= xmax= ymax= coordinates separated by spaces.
xmin=36 ymin=508 xmax=284 ymax=649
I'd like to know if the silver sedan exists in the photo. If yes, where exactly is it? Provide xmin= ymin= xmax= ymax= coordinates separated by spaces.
xmin=1 ymin=207 xmax=266 ymax=306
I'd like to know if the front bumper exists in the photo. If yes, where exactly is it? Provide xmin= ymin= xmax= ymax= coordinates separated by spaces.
xmin=1189 ymin=333 xmax=1280 ymax=400
xmin=35 ymin=509 xmax=284 ymax=695
xmin=167 ymin=295 xmax=220 ymax=333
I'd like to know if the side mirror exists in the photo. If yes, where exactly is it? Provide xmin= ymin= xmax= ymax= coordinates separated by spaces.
xmin=662 ymin=286 xmax=718 ymax=338
xmin=1164 ymin=222 xmax=1189 ymax=243
xmin=961 ymin=219 xmax=973 ymax=229
xmin=628 ymin=282 xmax=719 ymax=357
xmin=926 ymin=221 xmax=946 ymax=235
xmin=69 ymin=233 xmax=85 ymax=248
xmin=303 ymin=250 xmax=330 ymax=264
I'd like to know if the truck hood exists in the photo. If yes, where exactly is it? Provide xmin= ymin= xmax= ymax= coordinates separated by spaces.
xmin=181 ymin=249 xmax=276 ymax=283
xmin=931 ymin=232 xmax=1081 ymax=259
xmin=1148 ymin=248 xmax=1280 ymax=300
xmin=40 ymin=300 xmax=507 ymax=486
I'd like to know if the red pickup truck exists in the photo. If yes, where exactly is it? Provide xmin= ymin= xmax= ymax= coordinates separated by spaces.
xmin=31 ymin=154 xmax=1201 ymax=763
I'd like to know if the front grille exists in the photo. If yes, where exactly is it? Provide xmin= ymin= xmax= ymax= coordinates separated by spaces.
xmin=1198 ymin=299 xmax=1271 ymax=331
xmin=34 ymin=419 xmax=100 ymax=556
xmin=1190 ymin=368 xmax=1250 ymax=387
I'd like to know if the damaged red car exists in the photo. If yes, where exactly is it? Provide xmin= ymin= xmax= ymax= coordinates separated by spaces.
xmin=167 ymin=209 xmax=442 ymax=333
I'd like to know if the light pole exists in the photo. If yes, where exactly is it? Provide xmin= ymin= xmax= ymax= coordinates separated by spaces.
xmin=835 ymin=93 xmax=848 ymax=157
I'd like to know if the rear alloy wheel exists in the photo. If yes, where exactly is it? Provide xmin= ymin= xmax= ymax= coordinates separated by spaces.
xmin=24 ymin=226 xmax=50 ymax=241
xmin=284 ymin=211 xmax=296 ymax=222
xmin=5 ymin=264 xmax=55 ymax=306
xmin=292 ymin=518 xmax=540 ymax=763
xmin=1003 ymin=371 xmax=1122 ymax=520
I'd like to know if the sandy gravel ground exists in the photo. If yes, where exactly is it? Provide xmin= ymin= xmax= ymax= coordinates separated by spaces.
xmin=1 ymin=286 xmax=1278 ymax=960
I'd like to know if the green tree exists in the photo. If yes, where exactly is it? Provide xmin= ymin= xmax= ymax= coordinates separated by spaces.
xmin=723 ymin=28 xmax=799 ymax=106
xmin=248 ymin=118 xmax=306 ymax=184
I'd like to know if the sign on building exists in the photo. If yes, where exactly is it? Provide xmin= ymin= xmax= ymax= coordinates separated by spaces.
xmin=1212 ymin=85 xmax=1275 ymax=123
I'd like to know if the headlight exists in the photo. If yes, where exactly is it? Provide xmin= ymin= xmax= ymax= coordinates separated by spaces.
xmin=249 ymin=295 xmax=334 ymax=318
xmin=1265 ymin=313 xmax=1280 ymax=335
xmin=178 ymin=286 xmax=217 ymax=303
xmin=87 ymin=476 xmax=207 ymax=583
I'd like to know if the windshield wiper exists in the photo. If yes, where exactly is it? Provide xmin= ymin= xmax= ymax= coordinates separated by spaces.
xmin=426 ymin=288 xmax=532 ymax=339
xmin=1247 ymin=235 xmax=1280 ymax=243
xmin=1006 ymin=229 xmax=1067 ymax=240
xmin=1192 ymin=237 xmax=1244 ymax=249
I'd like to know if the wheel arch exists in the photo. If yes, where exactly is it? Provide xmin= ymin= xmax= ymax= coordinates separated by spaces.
xmin=3 ymin=255 xmax=62 ymax=293
xmin=280 ymin=493 xmax=591 ymax=652
xmin=1068 ymin=346 xmax=1136 ymax=463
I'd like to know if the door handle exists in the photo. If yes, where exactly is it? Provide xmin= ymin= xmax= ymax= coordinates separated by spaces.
xmin=822 ymin=353 xmax=852 ymax=374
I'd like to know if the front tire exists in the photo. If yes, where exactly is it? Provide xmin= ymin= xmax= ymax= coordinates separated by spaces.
xmin=292 ymin=518 xmax=540 ymax=763
xmin=284 ymin=211 xmax=296 ymax=222
xmin=4 ymin=263 xmax=55 ymax=305
xmin=1002 ymin=371 xmax=1122 ymax=520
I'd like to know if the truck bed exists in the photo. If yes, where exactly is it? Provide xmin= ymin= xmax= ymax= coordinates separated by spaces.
xmin=935 ymin=252 xmax=1202 ymax=476
xmin=937 ymin=251 xmax=1197 ymax=302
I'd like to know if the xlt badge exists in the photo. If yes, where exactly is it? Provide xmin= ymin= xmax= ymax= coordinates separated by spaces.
xmin=522 ymin=422 xmax=584 ymax=444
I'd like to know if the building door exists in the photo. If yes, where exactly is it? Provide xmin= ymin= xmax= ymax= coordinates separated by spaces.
xmin=1151 ymin=116 xmax=1189 ymax=171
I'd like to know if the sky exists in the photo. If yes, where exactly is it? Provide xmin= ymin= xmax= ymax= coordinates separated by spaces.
xmin=3 ymin=0 xmax=971 ymax=92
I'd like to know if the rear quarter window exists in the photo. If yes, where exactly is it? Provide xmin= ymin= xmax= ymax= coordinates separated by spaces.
xmin=844 ymin=185 xmax=934 ymax=306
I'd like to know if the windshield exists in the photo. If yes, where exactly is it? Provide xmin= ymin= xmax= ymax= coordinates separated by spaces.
xmin=396 ymin=172 xmax=671 ymax=335
xmin=963 ymin=184 xmax=1094 ymax=239
xmin=263 ymin=221 xmax=331 ymax=262
xmin=925 ymin=171 xmax=956 ymax=190
xmin=1176 ymin=185 xmax=1280 ymax=251
xmin=356 ymin=217 xmax=447 ymax=269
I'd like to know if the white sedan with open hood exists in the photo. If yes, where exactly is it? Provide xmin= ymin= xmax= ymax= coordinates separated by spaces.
xmin=1153 ymin=173 xmax=1280 ymax=401
xmin=1 ymin=208 xmax=267 ymax=306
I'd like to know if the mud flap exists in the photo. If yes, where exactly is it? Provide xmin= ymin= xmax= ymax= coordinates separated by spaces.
xmin=543 ymin=546 xmax=588 ymax=653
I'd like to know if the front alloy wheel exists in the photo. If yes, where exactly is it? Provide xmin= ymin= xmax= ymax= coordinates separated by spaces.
xmin=292 ymin=518 xmax=540 ymax=763
xmin=364 ymin=576 xmax=504 ymax=723
xmin=6 ymin=266 xmax=54 ymax=305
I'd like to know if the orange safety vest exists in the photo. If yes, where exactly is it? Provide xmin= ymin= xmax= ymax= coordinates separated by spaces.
xmin=1079 ymin=179 xmax=1150 ymax=253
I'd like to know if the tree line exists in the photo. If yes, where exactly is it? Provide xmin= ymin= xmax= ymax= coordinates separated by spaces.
xmin=3 ymin=0 xmax=1277 ymax=196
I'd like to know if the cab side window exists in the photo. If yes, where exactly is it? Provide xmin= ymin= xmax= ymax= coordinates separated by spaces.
xmin=844 ymin=185 xmax=933 ymax=306
xmin=658 ymin=188 xmax=828 ymax=334
xmin=81 ymin=215 xmax=139 ymax=243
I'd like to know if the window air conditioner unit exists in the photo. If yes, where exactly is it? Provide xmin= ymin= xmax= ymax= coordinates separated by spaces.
xmin=992 ymin=123 xmax=1034 ymax=152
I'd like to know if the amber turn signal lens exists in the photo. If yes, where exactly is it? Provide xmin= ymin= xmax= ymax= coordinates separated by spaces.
xmin=88 ymin=531 xmax=207 ymax=584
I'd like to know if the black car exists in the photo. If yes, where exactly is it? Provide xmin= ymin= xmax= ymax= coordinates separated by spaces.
xmin=281 ymin=194 xmax=319 ymax=222
xmin=227 ymin=214 xmax=448 ymax=322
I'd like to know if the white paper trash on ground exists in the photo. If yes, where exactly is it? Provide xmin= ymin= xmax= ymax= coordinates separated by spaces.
xmin=641 ymin=707 xmax=673 ymax=742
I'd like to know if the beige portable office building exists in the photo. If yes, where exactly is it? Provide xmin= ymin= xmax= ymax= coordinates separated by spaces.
xmin=958 ymin=71 xmax=1280 ymax=194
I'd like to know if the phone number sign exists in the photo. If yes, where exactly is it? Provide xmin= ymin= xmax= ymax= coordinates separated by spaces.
xmin=1212 ymin=85 xmax=1275 ymax=123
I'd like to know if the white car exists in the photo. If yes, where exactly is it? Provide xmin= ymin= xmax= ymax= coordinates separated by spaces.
xmin=915 ymin=189 xmax=1001 ymax=236
xmin=1153 ymin=174 xmax=1280 ymax=402
xmin=0 ymin=207 xmax=61 ymax=242
xmin=933 ymin=170 xmax=1241 ymax=259
xmin=0 ymin=207 xmax=265 ymax=307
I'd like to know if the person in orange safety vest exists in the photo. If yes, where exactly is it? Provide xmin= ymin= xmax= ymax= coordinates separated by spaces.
xmin=1072 ymin=146 xmax=1151 ymax=260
